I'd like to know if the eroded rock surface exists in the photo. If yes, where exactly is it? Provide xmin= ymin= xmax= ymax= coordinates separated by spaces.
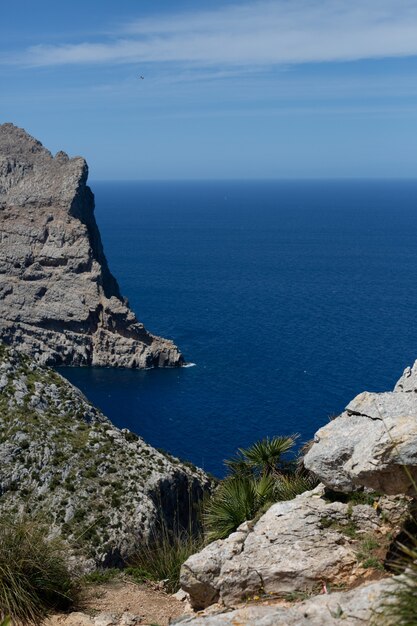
xmin=180 ymin=485 xmax=393 ymax=609
xmin=46 ymin=613 xmax=142 ymax=626
xmin=0 ymin=345 xmax=210 ymax=568
xmin=175 ymin=578 xmax=395 ymax=625
xmin=0 ymin=123 xmax=183 ymax=367
xmin=395 ymin=359 xmax=417 ymax=392
xmin=304 ymin=371 xmax=417 ymax=495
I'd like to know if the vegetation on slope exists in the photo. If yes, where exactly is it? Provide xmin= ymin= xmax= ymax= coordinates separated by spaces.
xmin=204 ymin=435 xmax=318 ymax=541
xmin=0 ymin=517 xmax=75 ymax=624
xmin=0 ymin=345 xmax=209 ymax=568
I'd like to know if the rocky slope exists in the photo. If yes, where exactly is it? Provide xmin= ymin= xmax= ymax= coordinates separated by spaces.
xmin=180 ymin=484 xmax=407 ymax=610
xmin=0 ymin=344 xmax=210 ymax=568
xmin=0 ymin=123 xmax=183 ymax=367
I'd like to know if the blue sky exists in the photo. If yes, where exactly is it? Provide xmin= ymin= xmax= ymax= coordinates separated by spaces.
xmin=1 ymin=0 xmax=417 ymax=179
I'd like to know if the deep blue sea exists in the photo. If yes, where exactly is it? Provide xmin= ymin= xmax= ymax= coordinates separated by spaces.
xmin=62 ymin=180 xmax=417 ymax=477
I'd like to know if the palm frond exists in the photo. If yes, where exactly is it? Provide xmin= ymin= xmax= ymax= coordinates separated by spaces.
xmin=239 ymin=435 xmax=298 ymax=475
xmin=204 ymin=477 xmax=259 ymax=541
xmin=224 ymin=454 xmax=253 ymax=477
xmin=274 ymin=473 xmax=319 ymax=502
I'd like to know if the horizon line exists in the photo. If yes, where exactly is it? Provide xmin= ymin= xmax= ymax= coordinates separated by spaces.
xmin=89 ymin=176 xmax=417 ymax=183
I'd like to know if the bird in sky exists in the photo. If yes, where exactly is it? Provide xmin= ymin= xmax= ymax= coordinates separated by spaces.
xmin=139 ymin=76 xmax=144 ymax=79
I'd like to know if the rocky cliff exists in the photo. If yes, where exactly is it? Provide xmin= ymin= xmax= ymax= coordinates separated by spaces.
xmin=0 ymin=123 xmax=183 ymax=367
xmin=0 ymin=344 xmax=209 ymax=568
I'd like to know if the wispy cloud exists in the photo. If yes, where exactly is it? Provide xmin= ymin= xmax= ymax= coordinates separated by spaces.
xmin=6 ymin=0 xmax=417 ymax=68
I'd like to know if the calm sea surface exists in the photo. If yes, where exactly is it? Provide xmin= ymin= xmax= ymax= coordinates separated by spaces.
xmin=62 ymin=180 xmax=417 ymax=476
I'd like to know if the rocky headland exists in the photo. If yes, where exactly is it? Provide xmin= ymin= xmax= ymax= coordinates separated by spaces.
xmin=0 ymin=123 xmax=183 ymax=367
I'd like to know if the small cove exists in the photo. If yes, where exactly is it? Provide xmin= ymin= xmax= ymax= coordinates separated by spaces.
xmin=62 ymin=179 xmax=417 ymax=476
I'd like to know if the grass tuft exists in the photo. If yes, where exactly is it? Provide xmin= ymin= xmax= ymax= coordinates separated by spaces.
xmin=80 ymin=568 xmax=120 ymax=586
xmin=375 ymin=534 xmax=417 ymax=625
xmin=127 ymin=524 xmax=204 ymax=594
xmin=0 ymin=517 xmax=76 ymax=624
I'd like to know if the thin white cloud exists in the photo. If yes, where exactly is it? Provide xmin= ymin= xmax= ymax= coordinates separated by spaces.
xmin=7 ymin=0 xmax=417 ymax=68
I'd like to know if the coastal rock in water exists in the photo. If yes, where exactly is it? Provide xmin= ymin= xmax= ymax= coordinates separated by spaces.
xmin=180 ymin=485 xmax=389 ymax=609
xmin=175 ymin=578 xmax=395 ymax=625
xmin=0 ymin=345 xmax=210 ymax=567
xmin=0 ymin=123 xmax=183 ymax=367
xmin=304 ymin=374 xmax=417 ymax=495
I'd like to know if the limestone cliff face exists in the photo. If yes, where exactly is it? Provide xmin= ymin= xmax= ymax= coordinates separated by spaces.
xmin=0 ymin=123 xmax=183 ymax=367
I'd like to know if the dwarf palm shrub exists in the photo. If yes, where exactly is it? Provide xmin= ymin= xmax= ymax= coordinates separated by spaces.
xmin=274 ymin=472 xmax=319 ymax=501
xmin=0 ymin=517 xmax=75 ymax=624
xmin=205 ymin=435 xmax=318 ymax=541
xmin=225 ymin=435 xmax=298 ymax=477
xmin=204 ymin=474 xmax=276 ymax=541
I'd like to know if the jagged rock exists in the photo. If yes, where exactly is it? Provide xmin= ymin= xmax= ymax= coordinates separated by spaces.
xmin=174 ymin=577 xmax=395 ymax=625
xmin=180 ymin=485 xmax=391 ymax=609
xmin=0 ymin=345 xmax=210 ymax=567
xmin=395 ymin=359 xmax=417 ymax=391
xmin=0 ymin=123 xmax=183 ymax=368
xmin=304 ymin=371 xmax=417 ymax=495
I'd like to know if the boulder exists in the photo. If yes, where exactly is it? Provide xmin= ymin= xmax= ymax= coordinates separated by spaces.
xmin=304 ymin=379 xmax=417 ymax=495
xmin=180 ymin=486 xmax=387 ymax=609
xmin=395 ymin=359 xmax=417 ymax=392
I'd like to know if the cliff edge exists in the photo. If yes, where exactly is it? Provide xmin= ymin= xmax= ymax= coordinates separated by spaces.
xmin=0 ymin=123 xmax=183 ymax=367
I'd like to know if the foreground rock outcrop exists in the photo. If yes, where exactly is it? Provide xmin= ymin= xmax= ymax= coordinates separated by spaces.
xmin=180 ymin=484 xmax=404 ymax=609
xmin=0 ymin=123 xmax=183 ymax=367
xmin=176 ymin=577 xmax=395 ymax=625
xmin=178 ymin=360 xmax=417 ymax=621
xmin=304 ymin=366 xmax=417 ymax=495
xmin=0 ymin=344 xmax=209 ymax=568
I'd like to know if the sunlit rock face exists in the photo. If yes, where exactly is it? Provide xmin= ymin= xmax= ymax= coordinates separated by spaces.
xmin=0 ymin=123 xmax=183 ymax=368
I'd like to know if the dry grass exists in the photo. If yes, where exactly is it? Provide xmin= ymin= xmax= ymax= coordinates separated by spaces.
xmin=0 ymin=517 xmax=75 ymax=624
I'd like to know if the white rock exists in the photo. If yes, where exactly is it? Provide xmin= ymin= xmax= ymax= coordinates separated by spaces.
xmin=180 ymin=487 xmax=382 ymax=609
xmin=305 ymin=390 xmax=417 ymax=495
xmin=175 ymin=577 xmax=396 ymax=625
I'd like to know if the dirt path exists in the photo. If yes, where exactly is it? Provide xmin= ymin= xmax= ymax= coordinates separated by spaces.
xmin=46 ymin=578 xmax=186 ymax=626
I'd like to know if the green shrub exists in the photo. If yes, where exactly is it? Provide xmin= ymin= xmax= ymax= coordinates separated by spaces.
xmin=375 ymin=533 xmax=417 ymax=625
xmin=0 ymin=517 xmax=76 ymax=624
xmin=81 ymin=568 xmax=119 ymax=585
xmin=204 ymin=475 xmax=275 ymax=541
xmin=225 ymin=435 xmax=298 ymax=477
xmin=127 ymin=525 xmax=204 ymax=594
xmin=273 ymin=473 xmax=318 ymax=501
xmin=205 ymin=435 xmax=319 ymax=542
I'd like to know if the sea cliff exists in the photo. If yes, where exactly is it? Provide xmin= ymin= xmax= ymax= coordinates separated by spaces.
xmin=0 ymin=123 xmax=183 ymax=367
